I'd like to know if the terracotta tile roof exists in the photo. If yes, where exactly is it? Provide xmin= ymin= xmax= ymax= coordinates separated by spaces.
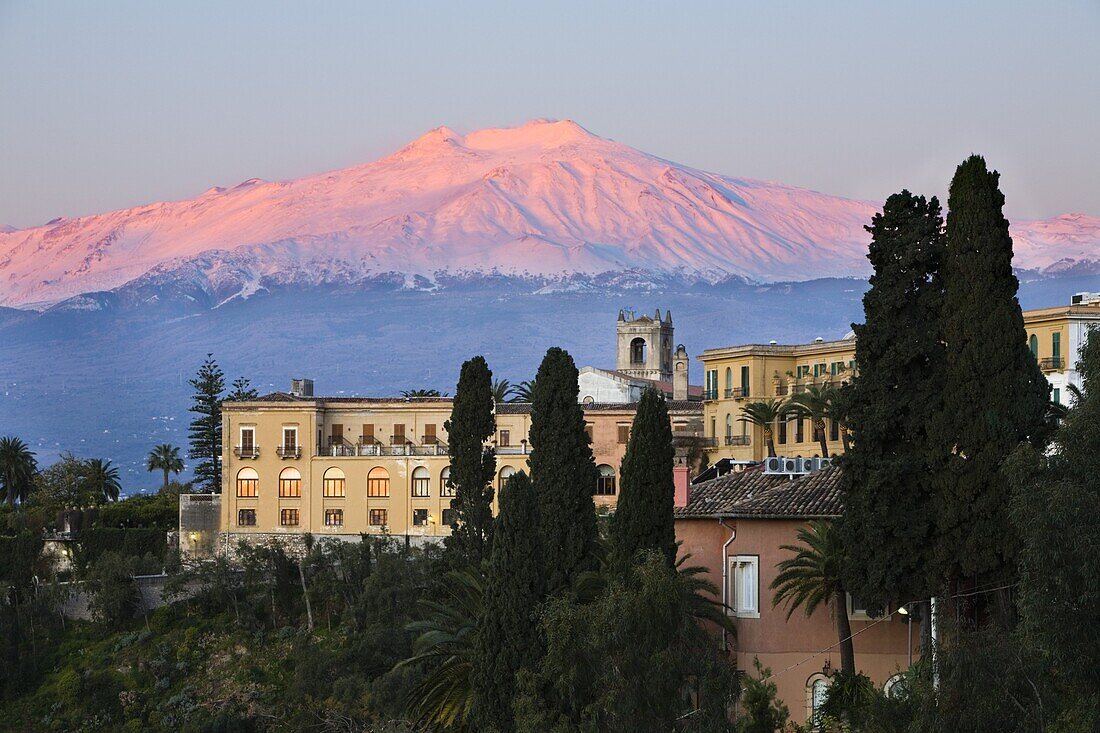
xmin=675 ymin=465 xmax=843 ymax=520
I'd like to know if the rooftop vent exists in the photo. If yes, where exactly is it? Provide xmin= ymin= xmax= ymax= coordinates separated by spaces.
xmin=814 ymin=337 xmax=824 ymax=343
xmin=290 ymin=378 xmax=314 ymax=397
xmin=769 ymin=339 xmax=778 ymax=345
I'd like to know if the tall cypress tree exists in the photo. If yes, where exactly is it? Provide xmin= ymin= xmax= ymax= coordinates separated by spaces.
xmin=529 ymin=347 xmax=598 ymax=596
xmin=188 ymin=354 xmax=225 ymax=493
xmin=610 ymin=388 xmax=677 ymax=569
xmin=839 ymin=191 xmax=946 ymax=612
xmin=474 ymin=471 xmax=543 ymax=732
xmin=443 ymin=356 xmax=497 ymax=568
xmin=933 ymin=156 xmax=1049 ymax=585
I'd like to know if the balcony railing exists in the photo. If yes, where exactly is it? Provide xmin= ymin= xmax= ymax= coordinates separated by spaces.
xmin=277 ymin=446 xmax=301 ymax=459
xmin=699 ymin=437 xmax=719 ymax=448
xmin=234 ymin=446 xmax=259 ymax=459
xmin=1040 ymin=357 xmax=1064 ymax=371
xmin=497 ymin=443 xmax=529 ymax=455
xmin=322 ymin=442 xmax=449 ymax=457
xmin=725 ymin=435 xmax=751 ymax=446
xmin=775 ymin=385 xmax=789 ymax=396
xmin=703 ymin=389 xmax=718 ymax=401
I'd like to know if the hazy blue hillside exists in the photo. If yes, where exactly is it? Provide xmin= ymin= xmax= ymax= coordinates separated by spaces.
xmin=0 ymin=273 xmax=1094 ymax=493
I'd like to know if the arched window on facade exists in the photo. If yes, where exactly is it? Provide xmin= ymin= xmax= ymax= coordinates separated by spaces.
xmin=412 ymin=466 xmax=431 ymax=497
xmin=725 ymin=413 xmax=733 ymax=440
xmin=367 ymin=467 xmax=390 ymax=497
xmin=236 ymin=467 xmax=258 ymax=497
xmin=1029 ymin=333 xmax=1039 ymax=359
xmin=499 ymin=465 xmax=516 ymax=490
xmin=323 ymin=467 xmax=346 ymax=497
xmin=440 ymin=466 xmax=454 ymax=497
xmin=278 ymin=467 xmax=301 ymax=497
xmin=807 ymin=674 xmax=830 ymax=727
xmin=595 ymin=464 xmax=616 ymax=495
xmin=630 ymin=337 xmax=647 ymax=364
xmin=725 ymin=367 xmax=733 ymax=395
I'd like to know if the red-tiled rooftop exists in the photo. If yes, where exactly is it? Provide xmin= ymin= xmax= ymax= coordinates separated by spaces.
xmin=676 ymin=465 xmax=843 ymax=520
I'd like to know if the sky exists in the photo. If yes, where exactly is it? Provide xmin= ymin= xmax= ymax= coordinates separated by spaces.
xmin=1 ymin=1 xmax=1097 ymax=228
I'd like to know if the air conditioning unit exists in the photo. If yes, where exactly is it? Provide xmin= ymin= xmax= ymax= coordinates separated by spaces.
xmin=764 ymin=456 xmax=784 ymax=474
xmin=782 ymin=457 xmax=802 ymax=474
xmin=818 ymin=457 xmax=833 ymax=470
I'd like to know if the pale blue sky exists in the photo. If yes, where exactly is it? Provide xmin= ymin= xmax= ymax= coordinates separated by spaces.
xmin=1 ymin=1 xmax=1097 ymax=227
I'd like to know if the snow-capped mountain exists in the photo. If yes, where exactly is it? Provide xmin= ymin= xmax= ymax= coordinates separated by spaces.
xmin=1 ymin=119 xmax=1097 ymax=307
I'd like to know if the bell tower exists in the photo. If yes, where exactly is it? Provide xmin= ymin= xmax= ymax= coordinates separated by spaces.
xmin=616 ymin=308 xmax=674 ymax=382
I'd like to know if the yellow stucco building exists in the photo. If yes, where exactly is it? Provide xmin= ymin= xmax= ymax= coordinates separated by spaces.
xmin=699 ymin=294 xmax=1100 ymax=463
xmin=218 ymin=388 xmax=704 ymax=542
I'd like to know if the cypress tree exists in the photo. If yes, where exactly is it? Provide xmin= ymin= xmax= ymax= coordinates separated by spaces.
xmin=443 ymin=356 xmax=497 ymax=568
xmin=529 ymin=347 xmax=598 ymax=596
xmin=933 ymin=156 xmax=1049 ymax=586
xmin=610 ymin=388 xmax=677 ymax=569
xmin=474 ymin=471 xmax=543 ymax=732
xmin=188 ymin=354 xmax=225 ymax=493
xmin=839 ymin=191 xmax=946 ymax=612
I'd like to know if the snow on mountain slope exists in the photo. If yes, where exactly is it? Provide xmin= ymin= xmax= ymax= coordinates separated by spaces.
xmin=1 ymin=119 xmax=1096 ymax=307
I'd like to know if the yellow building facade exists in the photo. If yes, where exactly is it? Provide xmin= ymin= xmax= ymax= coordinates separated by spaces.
xmin=219 ymin=393 xmax=703 ymax=541
xmin=699 ymin=296 xmax=1100 ymax=463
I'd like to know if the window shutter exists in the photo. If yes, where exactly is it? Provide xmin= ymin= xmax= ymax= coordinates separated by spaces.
xmin=617 ymin=425 xmax=630 ymax=444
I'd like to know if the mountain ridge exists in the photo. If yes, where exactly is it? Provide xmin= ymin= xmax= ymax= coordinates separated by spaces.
xmin=2 ymin=119 xmax=1098 ymax=308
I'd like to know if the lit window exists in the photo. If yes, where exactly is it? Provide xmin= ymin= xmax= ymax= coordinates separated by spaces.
xmin=730 ymin=555 xmax=759 ymax=616
xmin=412 ymin=466 xmax=430 ymax=497
xmin=369 ymin=508 xmax=387 ymax=527
xmin=367 ymin=467 xmax=390 ymax=497
xmin=413 ymin=508 xmax=429 ymax=526
xmin=279 ymin=467 xmax=302 ymax=497
xmin=440 ymin=466 xmax=454 ymax=497
xmin=237 ymin=508 xmax=256 ymax=526
xmin=323 ymin=467 xmax=346 ymax=497
xmin=280 ymin=508 xmax=299 ymax=526
xmin=324 ymin=508 xmax=343 ymax=527
xmin=236 ymin=467 xmax=258 ymax=497
xmin=595 ymin=464 xmax=616 ymax=495
xmin=498 ymin=465 xmax=516 ymax=490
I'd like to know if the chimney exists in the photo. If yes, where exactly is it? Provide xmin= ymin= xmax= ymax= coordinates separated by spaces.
xmin=674 ymin=462 xmax=690 ymax=508
xmin=291 ymin=378 xmax=314 ymax=397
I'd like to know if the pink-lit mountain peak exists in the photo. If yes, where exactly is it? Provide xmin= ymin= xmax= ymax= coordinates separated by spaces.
xmin=0 ymin=119 xmax=1097 ymax=307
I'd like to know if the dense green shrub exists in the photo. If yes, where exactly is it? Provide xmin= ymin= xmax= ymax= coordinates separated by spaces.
xmin=72 ymin=527 xmax=167 ymax=573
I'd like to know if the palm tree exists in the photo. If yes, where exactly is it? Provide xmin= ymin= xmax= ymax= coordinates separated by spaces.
xmin=84 ymin=458 xmax=122 ymax=503
xmin=738 ymin=399 xmax=788 ymax=457
xmin=770 ymin=519 xmax=854 ymax=674
xmin=511 ymin=379 xmax=536 ymax=402
xmin=788 ymin=385 xmax=835 ymax=457
xmin=491 ymin=378 xmax=514 ymax=404
xmin=146 ymin=443 xmax=184 ymax=491
xmin=0 ymin=436 xmax=37 ymax=508
xmin=824 ymin=385 xmax=851 ymax=454
xmin=401 ymin=388 xmax=446 ymax=398
xmin=396 ymin=569 xmax=483 ymax=730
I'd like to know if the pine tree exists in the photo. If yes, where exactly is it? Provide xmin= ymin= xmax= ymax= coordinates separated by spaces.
xmin=934 ymin=156 xmax=1049 ymax=586
xmin=188 ymin=354 xmax=225 ymax=493
xmin=226 ymin=377 xmax=258 ymax=401
xmin=611 ymin=388 xmax=676 ymax=569
xmin=443 ymin=356 xmax=497 ymax=568
xmin=529 ymin=347 xmax=598 ymax=596
xmin=474 ymin=471 xmax=543 ymax=732
xmin=839 ymin=190 xmax=946 ymax=612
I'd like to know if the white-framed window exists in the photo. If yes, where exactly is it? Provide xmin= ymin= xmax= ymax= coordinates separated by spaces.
xmin=730 ymin=555 xmax=759 ymax=617
xmin=282 ymin=426 xmax=298 ymax=450
xmin=846 ymin=592 xmax=883 ymax=621
xmin=808 ymin=674 xmax=830 ymax=727
xmin=240 ymin=426 xmax=256 ymax=453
